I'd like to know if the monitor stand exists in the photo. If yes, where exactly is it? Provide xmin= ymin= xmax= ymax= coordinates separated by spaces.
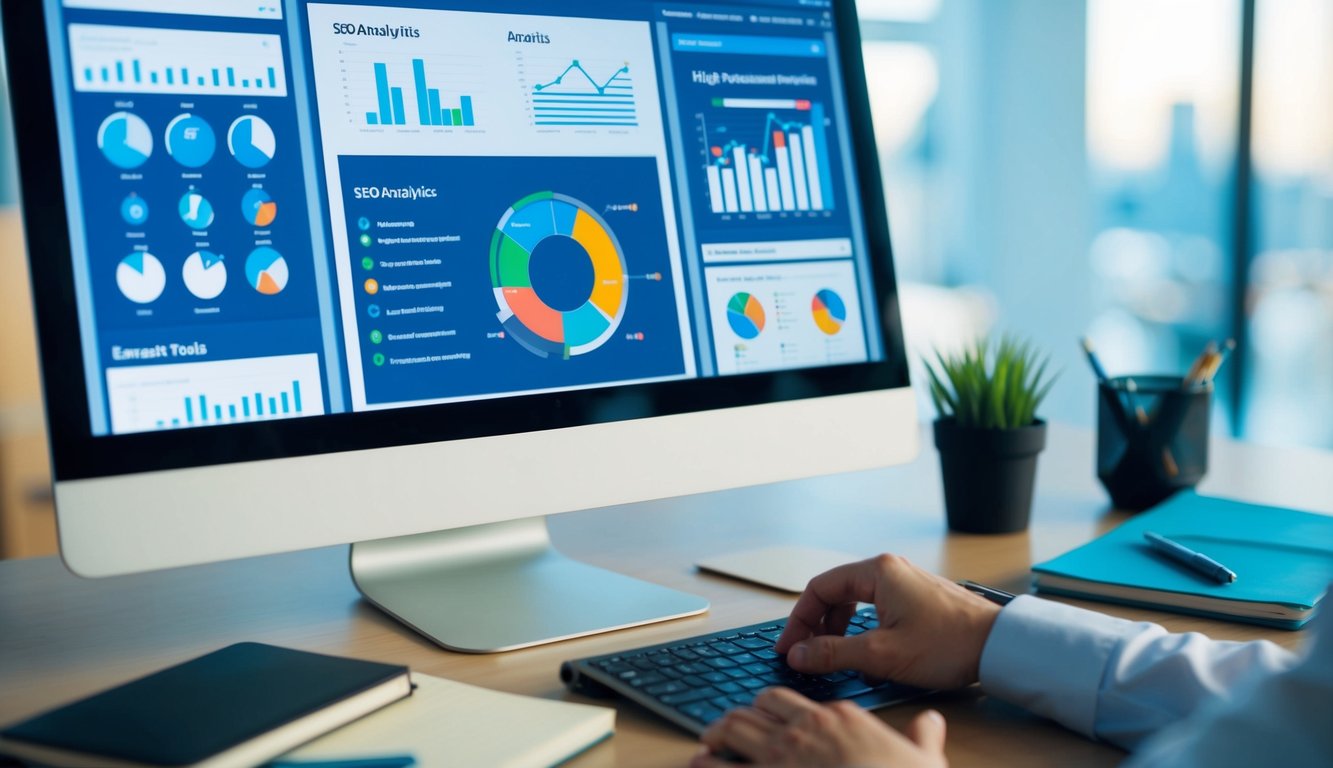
xmin=349 ymin=517 xmax=709 ymax=653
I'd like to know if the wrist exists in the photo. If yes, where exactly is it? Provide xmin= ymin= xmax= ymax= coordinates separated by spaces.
xmin=963 ymin=600 xmax=1003 ymax=684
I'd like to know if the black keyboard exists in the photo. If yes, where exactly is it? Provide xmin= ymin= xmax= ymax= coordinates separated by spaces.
xmin=560 ymin=607 xmax=927 ymax=735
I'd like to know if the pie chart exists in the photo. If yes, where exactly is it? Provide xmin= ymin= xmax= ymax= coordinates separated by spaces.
xmin=165 ymin=113 xmax=216 ymax=168
xmin=228 ymin=116 xmax=276 ymax=169
xmin=97 ymin=112 xmax=153 ymax=169
xmin=489 ymin=191 xmax=628 ymax=359
xmin=241 ymin=188 xmax=278 ymax=227
xmin=811 ymin=288 xmax=847 ymax=335
xmin=726 ymin=292 xmax=765 ymax=340
xmin=178 ymin=192 xmax=215 ymax=230
xmin=182 ymin=250 xmax=227 ymax=300
xmin=120 ymin=193 xmax=149 ymax=226
xmin=245 ymin=246 xmax=288 ymax=295
xmin=116 ymin=252 xmax=166 ymax=304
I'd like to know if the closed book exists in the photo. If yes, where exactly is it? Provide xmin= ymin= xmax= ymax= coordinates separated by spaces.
xmin=1033 ymin=492 xmax=1333 ymax=629
xmin=0 ymin=642 xmax=411 ymax=768
xmin=281 ymin=673 xmax=615 ymax=768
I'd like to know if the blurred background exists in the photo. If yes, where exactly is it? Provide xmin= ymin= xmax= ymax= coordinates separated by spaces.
xmin=0 ymin=0 xmax=1330 ymax=558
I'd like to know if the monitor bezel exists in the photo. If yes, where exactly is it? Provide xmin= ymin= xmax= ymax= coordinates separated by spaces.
xmin=4 ymin=0 xmax=908 ymax=484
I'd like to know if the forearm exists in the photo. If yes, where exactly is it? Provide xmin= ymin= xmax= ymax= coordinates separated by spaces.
xmin=977 ymin=596 xmax=1297 ymax=750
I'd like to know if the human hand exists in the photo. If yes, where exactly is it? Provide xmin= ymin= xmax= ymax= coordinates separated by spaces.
xmin=774 ymin=554 xmax=1001 ymax=689
xmin=693 ymin=687 xmax=948 ymax=768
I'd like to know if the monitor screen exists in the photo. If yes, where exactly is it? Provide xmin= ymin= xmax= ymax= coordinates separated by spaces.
xmin=15 ymin=0 xmax=905 ymax=478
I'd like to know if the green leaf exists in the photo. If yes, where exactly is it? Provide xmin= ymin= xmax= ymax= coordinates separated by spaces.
xmin=922 ymin=333 xmax=1060 ymax=430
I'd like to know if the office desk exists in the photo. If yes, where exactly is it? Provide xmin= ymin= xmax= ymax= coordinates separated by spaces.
xmin=2 ymin=423 xmax=1330 ymax=767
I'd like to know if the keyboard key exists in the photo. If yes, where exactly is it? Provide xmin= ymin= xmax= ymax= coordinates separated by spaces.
xmin=700 ymin=671 xmax=731 ymax=684
xmin=604 ymin=663 xmax=635 ymax=675
xmin=739 ymin=678 xmax=767 ymax=690
xmin=677 ymin=663 xmax=711 ymax=675
xmin=680 ymin=702 xmax=726 ymax=725
xmin=659 ymin=668 xmax=683 ymax=680
xmin=754 ymin=649 xmax=780 ymax=661
xmin=660 ymin=687 xmax=720 ymax=706
xmin=729 ymin=692 xmax=757 ymax=707
xmin=682 ymin=675 xmax=708 ymax=687
xmin=693 ymin=646 xmax=721 ymax=659
xmin=672 ymin=649 xmax=700 ymax=662
xmin=710 ymin=696 xmax=734 ymax=711
xmin=734 ymin=637 xmax=770 ymax=650
xmin=715 ymin=681 xmax=744 ymax=694
xmin=723 ymin=668 xmax=751 ymax=679
xmin=631 ymin=659 xmax=657 ymax=671
xmin=704 ymin=657 xmax=738 ymax=670
xmin=709 ymin=642 xmax=745 ymax=655
xmin=628 ymin=672 xmax=668 ymax=688
xmin=646 ymin=681 xmax=689 ymax=696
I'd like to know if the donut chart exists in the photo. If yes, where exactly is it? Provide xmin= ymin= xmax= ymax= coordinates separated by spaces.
xmin=726 ymin=292 xmax=766 ymax=340
xmin=812 ymin=288 xmax=847 ymax=335
xmin=489 ymin=191 xmax=627 ymax=359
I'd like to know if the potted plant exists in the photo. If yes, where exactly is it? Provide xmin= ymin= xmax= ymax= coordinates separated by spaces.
xmin=925 ymin=336 xmax=1057 ymax=534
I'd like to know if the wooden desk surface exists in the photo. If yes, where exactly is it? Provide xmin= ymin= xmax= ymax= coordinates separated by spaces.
xmin=1 ymin=423 xmax=1330 ymax=767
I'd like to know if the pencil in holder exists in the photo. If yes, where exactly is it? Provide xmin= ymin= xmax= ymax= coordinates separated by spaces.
xmin=1096 ymin=375 xmax=1210 ymax=512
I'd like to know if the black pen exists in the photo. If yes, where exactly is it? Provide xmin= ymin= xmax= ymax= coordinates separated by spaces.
xmin=959 ymin=580 xmax=1017 ymax=606
xmin=1144 ymin=532 xmax=1237 ymax=583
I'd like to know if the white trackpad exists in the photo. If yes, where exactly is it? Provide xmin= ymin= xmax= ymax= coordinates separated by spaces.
xmin=696 ymin=546 xmax=864 ymax=594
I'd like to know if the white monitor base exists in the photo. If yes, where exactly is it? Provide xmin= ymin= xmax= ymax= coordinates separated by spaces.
xmin=350 ymin=517 xmax=709 ymax=653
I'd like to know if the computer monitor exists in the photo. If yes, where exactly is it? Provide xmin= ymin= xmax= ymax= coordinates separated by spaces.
xmin=4 ymin=0 xmax=915 ymax=652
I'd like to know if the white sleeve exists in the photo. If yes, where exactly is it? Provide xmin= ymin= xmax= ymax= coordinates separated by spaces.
xmin=978 ymin=594 xmax=1302 ymax=751
xmin=1125 ymin=593 xmax=1333 ymax=767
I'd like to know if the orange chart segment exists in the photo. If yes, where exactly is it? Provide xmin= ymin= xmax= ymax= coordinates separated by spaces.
xmin=572 ymin=209 xmax=626 ymax=319
xmin=502 ymin=287 xmax=564 ymax=343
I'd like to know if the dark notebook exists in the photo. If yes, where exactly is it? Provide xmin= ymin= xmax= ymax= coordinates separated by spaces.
xmin=0 ymin=642 xmax=411 ymax=768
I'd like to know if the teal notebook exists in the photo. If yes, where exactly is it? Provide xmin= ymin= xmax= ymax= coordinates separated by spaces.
xmin=1033 ymin=492 xmax=1333 ymax=629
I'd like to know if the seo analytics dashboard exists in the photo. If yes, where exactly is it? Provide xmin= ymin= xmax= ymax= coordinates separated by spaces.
xmin=43 ymin=0 xmax=884 ymax=435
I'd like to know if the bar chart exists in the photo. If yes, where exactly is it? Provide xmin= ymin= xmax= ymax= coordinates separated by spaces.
xmin=68 ymin=24 xmax=287 ymax=98
xmin=105 ymin=354 xmax=324 ymax=435
xmin=699 ymin=100 xmax=836 ymax=215
xmin=362 ymin=57 xmax=476 ymax=127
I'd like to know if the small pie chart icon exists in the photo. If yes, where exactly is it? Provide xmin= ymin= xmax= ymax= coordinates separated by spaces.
xmin=241 ymin=188 xmax=277 ymax=227
xmin=245 ymin=246 xmax=288 ymax=295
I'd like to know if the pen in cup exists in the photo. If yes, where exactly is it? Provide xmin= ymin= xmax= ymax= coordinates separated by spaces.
xmin=1143 ymin=531 xmax=1237 ymax=584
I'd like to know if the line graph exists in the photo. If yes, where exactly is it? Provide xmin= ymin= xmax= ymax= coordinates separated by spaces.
xmin=528 ymin=58 xmax=637 ymax=127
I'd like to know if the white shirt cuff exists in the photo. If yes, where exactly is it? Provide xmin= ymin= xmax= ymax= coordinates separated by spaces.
xmin=978 ymin=595 xmax=1142 ymax=738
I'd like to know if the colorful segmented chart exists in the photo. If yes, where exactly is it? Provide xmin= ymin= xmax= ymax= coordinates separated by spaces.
xmin=726 ymin=292 xmax=766 ymax=340
xmin=241 ymin=188 xmax=278 ymax=227
xmin=489 ymin=191 xmax=628 ymax=359
xmin=245 ymin=246 xmax=289 ymax=295
xmin=811 ymin=288 xmax=846 ymax=335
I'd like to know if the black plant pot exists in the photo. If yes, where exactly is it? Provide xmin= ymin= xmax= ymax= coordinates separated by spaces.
xmin=934 ymin=419 xmax=1047 ymax=534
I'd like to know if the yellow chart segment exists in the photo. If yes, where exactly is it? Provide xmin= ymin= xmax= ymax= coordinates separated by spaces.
xmin=572 ymin=208 xmax=625 ymax=319
xmin=813 ymin=307 xmax=842 ymax=335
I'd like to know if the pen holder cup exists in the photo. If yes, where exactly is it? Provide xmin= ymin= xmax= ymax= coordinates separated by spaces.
xmin=1097 ymin=375 xmax=1210 ymax=512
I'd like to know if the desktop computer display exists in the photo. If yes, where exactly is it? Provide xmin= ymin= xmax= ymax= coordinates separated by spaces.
xmin=4 ymin=0 xmax=914 ymax=651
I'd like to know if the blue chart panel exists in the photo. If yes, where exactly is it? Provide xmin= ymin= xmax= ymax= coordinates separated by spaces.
xmin=531 ymin=59 xmax=637 ymax=127
xmin=337 ymin=154 xmax=686 ymax=405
